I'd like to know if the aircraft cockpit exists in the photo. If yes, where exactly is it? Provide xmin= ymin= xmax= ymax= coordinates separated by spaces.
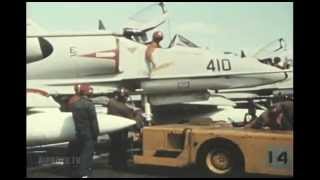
xmin=254 ymin=38 xmax=292 ymax=70
xmin=167 ymin=34 xmax=200 ymax=48
xmin=122 ymin=2 xmax=168 ymax=44
xmin=122 ymin=2 xmax=202 ymax=51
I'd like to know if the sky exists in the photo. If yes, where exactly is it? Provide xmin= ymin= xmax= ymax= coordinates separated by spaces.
xmin=27 ymin=2 xmax=293 ymax=56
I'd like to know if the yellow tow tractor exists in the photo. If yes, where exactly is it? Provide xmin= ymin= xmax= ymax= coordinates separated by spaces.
xmin=132 ymin=120 xmax=293 ymax=177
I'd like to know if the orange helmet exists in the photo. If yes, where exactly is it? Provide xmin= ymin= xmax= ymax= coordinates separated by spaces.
xmin=74 ymin=83 xmax=93 ymax=95
xmin=152 ymin=31 xmax=163 ymax=42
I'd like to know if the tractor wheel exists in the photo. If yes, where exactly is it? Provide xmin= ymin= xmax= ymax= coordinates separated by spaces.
xmin=198 ymin=144 xmax=243 ymax=177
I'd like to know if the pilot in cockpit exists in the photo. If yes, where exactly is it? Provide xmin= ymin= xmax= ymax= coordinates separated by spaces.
xmin=272 ymin=56 xmax=292 ymax=70
xmin=145 ymin=31 xmax=163 ymax=70
xmin=272 ymin=57 xmax=285 ymax=69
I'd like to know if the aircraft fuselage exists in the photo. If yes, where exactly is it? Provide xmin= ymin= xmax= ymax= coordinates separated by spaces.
xmin=27 ymin=34 xmax=288 ymax=96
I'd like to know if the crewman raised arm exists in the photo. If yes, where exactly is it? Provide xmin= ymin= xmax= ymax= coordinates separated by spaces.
xmin=145 ymin=31 xmax=163 ymax=72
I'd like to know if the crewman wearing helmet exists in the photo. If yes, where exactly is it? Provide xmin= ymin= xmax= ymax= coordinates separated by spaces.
xmin=145 ymin=31 xmax=163 ymax=72
xmin=245 ymin=100 xmax=293 ymax=130
xmin=107 ymin=87 xmax=145 ymax=170
xmin=68 ymin=83 xmax=99 ymax=178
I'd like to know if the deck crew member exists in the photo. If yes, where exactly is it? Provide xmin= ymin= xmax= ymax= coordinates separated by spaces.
xmin=69 ymin=83 xmax=99 ymax=178
xmin=245 ymin=101 xmax=293 ymax=130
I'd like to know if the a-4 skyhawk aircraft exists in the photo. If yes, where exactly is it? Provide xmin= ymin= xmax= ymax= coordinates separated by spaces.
xmin=27 ymin=3 xmax=292 ymax=115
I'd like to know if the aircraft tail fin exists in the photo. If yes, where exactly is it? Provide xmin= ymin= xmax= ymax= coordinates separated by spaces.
xmin=98 ymin=19 xmax=106 ymax=30
xmin=241 ymin=50 xmax=246 ymax=58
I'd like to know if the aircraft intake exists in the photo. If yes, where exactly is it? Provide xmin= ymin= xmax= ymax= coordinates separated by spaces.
xmin=27 ymin=37 xmax=53 ymax=63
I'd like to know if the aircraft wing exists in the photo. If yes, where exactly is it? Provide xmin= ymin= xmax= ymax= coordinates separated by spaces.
xmin=210 ymin=92 xmax=260 ymax=100
xmin=27 ymin=68 xmax=291 ymax=96
xmin=27 ymin=92 xmax=60 ymax=109
xmin=151 ymin=69 xmax=292 ymax=80
xmin=184 ymin=96 xmax=236 ymax=107
xmin=27 ymin=77 xmax=121 ymax=95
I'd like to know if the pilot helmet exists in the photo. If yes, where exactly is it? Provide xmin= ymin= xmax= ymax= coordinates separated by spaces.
xmin=273 ymin=57 xmax=281 ymax=64
xmin=152 ymin=31 xmax=163 ymax=42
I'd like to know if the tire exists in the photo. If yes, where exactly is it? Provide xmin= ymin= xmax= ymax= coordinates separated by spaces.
xmin=198 ymin=143 xmax=243 ymax=177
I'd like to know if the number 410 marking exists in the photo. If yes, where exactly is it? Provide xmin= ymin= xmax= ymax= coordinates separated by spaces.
xmin=207 ymin=59 xmax=231 ymax=72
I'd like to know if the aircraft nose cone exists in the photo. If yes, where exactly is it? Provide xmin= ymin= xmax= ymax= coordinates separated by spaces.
xmin=27 ymin=111 xmax=137 ymax=147
xmin=97 ymin=114 xmax=136 ymax=135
